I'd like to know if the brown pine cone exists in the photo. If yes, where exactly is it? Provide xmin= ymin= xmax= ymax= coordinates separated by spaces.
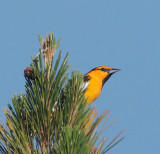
xmin=24 ymin=67 xmax=35 ymax=80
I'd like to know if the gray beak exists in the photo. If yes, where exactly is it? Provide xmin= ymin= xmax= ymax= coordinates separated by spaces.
xmin=102 ymin=68 xmax=120 ymax=86
xmin=109 ymin=68 xmax=121 ymax=74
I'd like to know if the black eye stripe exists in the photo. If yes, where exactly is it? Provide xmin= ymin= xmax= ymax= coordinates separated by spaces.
xmin=98 ymin=68 xmax=109 ymax=72
xmin=87 ymin=67 xmax=110 ymax=74
xmin=101 ymin=68 xmax=105 ymax=71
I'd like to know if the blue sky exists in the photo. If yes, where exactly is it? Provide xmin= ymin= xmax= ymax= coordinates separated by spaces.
xmin=0 ymin=0 xmax=160 ymax=153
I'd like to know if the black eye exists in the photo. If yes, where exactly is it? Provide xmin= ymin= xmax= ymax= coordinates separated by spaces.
xmin=101 ymin=68 xmax=108 ymax=72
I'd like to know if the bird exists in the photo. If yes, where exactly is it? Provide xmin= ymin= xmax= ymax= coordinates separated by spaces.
xmin=82 ymin=66 xmax=120 ymax=104
xmin=24 ymin=65 xmax=120 ymax=109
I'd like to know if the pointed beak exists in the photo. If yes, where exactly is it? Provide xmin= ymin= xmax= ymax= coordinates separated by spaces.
xmin=109 ymin=68 xmax=121 ymax=74
xmin=102 ymin=68 xmax=120 ymax=86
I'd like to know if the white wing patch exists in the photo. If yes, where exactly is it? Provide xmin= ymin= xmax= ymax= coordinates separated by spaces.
xmin=80 ymin=81 xmax=89 ymax=93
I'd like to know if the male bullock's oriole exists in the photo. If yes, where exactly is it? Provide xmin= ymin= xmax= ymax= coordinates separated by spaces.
xmin=24 ymin=65 xmax=120 ymax=105
xmin=82 ymin=66 xmax=120 ymax=104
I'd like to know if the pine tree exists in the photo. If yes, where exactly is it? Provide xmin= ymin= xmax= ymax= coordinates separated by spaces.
xmin=0 ymin=33 xmax=124 ymax=154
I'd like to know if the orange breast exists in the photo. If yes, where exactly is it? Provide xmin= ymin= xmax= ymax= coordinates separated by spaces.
xmin=84 ymin=75 xmax=102 ymax=104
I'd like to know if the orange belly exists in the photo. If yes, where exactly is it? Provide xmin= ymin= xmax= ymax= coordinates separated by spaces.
xmin=84 ymin=78 xmax=102 ymax=104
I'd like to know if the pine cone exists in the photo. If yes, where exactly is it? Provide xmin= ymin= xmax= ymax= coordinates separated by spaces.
xmin=24 ymin=67 xmax=35 ymax=80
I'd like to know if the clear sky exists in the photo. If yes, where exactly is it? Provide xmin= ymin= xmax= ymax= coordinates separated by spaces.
xmin=0 ymin=0 xmax=160 ymax=153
